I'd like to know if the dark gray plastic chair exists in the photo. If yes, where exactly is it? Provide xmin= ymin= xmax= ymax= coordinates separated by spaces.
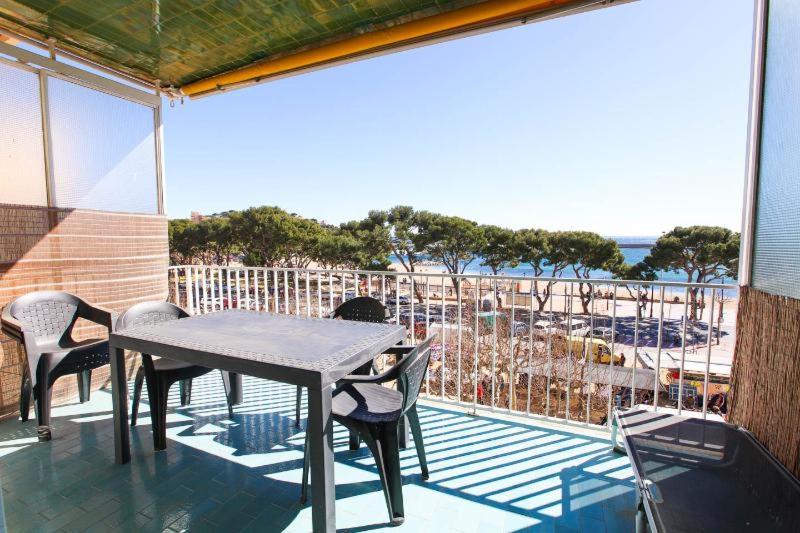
xmin=301 ymin=335 xmax=434 ymax=526
xmin=117 ymin=301 xmax=235 ymax=451
xmin=0 ymin=291 xmax=115 ymax=441
xmin=295 ymin=296 xmax=389 ymax=427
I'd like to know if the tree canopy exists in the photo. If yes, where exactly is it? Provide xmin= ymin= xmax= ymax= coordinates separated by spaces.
xmin=419 ymin=213 xmax=486 ymax=277
xmin=551 ymin=231 xmax=624 ymax=313
xmin=169 ymin=208 xmax=739 ymax=320
xmin=645 ymin=226 xmax=739 ymax=319
xmin=479 ymin=225 xmax=518 ymax=275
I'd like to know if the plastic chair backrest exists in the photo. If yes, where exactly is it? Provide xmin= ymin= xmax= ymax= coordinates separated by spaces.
xmin=117 ymin=301 xmax=188 ymax=331
xmin=333 ymin=296 xmax=388 ymax=323
xmin=6 ymin=291 xmax=83 ymax=345
xmin=397 ymin=335 xmax=434 ymax=415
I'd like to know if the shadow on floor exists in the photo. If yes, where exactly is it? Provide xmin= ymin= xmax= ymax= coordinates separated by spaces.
xmin=0 ymin=374 xmax=636 ymax=532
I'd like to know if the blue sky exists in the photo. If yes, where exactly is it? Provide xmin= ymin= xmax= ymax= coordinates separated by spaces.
xmin=163 ymin=0 xmax=755 ymax=236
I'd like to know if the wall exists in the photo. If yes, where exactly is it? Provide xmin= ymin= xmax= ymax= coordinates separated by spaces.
xmin=0 ymin=204 xmax=168 ymax=420
xmin=729 ymin=287 xmax=800 ymax=476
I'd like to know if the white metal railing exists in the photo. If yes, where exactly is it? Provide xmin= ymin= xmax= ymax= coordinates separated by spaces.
xmin=168 ymin=265 xmax=737 ymax=430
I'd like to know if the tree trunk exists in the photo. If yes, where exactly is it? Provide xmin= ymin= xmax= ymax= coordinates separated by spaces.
xmin=577 ymin=282 xmax=592 ymax=314
xmin=534 ymin=280 xmax=552 ymax=312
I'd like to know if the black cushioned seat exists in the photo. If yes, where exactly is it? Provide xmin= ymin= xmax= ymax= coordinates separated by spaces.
xmin=332 ymin=382 xmax=404 ymax=423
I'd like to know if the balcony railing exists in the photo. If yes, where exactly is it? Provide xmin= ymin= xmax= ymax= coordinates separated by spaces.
xmin=168 ymin=265 xmax=737 ymax=429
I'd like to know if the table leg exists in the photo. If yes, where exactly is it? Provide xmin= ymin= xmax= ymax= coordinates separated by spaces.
xmin=228 ymin=372 xmax=243 ymax=404
xmin=308 ymin=385 xmax=335 ymax=533
xmin=635 ymin=492 xmax=647 ymax=533
xmin=611 ymin=411 xmax=625 ymax=454
xmin=110 ymin=343 xmax=130 ymax=464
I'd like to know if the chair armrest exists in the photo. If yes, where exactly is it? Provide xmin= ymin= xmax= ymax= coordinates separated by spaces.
xmin=383 ymin=346 xmax=414 ymax=357
xmin=337 ymin=373 xmax=389 ymax=385
xmin=338 ymin=365 xmax=401 ymax=385
xmin=1 ymin=309 xmax=41 ymax=356
xmin=337 ymin=345 xmax=416 ymax=385
xmin=79 ymin=302 xmax=117 ymax=332
xmin=0 ymin=310 xmax=24 ymax=343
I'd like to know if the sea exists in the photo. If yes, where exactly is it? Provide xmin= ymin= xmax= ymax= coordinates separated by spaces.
xmin=390 ymin=236 xmax=737 ymax=291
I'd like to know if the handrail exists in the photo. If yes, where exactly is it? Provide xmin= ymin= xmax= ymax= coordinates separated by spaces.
xmin=167 ymin=265 xmax=736 ymax=290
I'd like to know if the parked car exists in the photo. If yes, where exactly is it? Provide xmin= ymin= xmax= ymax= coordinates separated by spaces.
xmin=399 ymin=311 xmax=428 ymax=337
xmin=399 ymin=311 xmax=427 ymax=326
xmin=532 ymin=320 xmax=558 ymax=338
xmin=386 ymin=295 xmax=410 ymax=306
xmin=512 ymin=321 xmax=529 ymax=337
xmin=587 ymin=326 xmax=615 ymax=342
xmin=558 ymin=319 xmax=590 ymax=337
xmin=552 ymin=335 xmax=624 ymax=365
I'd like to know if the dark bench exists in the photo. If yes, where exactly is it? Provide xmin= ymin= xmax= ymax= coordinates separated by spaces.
xmin=611 ymin=407 xmax=800 ymax=532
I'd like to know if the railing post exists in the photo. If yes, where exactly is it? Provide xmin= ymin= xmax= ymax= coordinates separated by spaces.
xmin=678 ymin=287 xmax=690 ymax=415
xmin=653 ymin=286 xmax=665 ymax=411
xmin=472 ymin=277 xmax=480 ymax=412
xmin=702 ymin=289 xmax=716 ymax=419
xmin=172 ymin=267 xmax=179 ymax=307
xmin=491 ymin=278 xmax=497 ymax=410
xmin=185 ymin=267 xmax=193 ymax=313
xmin=631 ymin=285 xmax=641 ymax=408
xmin=226 ymin=268 xmax=232 ymax=311
xmin=441 ymin=278 xmax=447 ymax=402
xmin=456 ymin=278 xmax=462 ymax=404
xmin=509 ymin=282 xmax=515 ymax=411
xmin=192 ymin=266 xmax=201 ymax=315
xmin=306 ymin=271 xmax=311 ymax=317
xmin=294 ymin=270 xmax=300 ymax=315
xmin=274 ymin=270 xmax=280 ymax=312
xmin=253 ymin=269 xmax=260 ymax=311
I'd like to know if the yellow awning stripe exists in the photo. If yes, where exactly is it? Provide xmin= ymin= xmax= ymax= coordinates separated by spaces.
xmin=181 ymin=0 xmax=581 ymax=96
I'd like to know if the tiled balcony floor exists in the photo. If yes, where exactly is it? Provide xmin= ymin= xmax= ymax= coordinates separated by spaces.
xmin=0 ymin=375 xmax=635 ymax=532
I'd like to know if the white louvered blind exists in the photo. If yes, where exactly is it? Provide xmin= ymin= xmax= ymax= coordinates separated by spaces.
xmin=751 ymin=0 xmax=800 ymax=299
xmin=0 ymin=61 xmax=48 ymax=206
xmin=48 ymin=76 xmax=158 ymax=214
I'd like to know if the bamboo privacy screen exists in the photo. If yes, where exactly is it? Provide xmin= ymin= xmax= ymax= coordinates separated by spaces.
xmin=729 ymin=286 xmax=800 ymax=477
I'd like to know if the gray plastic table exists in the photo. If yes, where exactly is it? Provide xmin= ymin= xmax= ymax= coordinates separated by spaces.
xmin=611 ymin=407 xmax=800 ymax=532
xmin=108 ymin=309 xmax=406 ymax=533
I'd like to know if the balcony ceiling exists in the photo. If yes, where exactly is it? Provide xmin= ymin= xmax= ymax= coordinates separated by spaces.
xmin=0 ymin=0 xmax=626 ymax=97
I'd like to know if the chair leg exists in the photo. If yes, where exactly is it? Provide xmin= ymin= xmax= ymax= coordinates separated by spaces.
xmin=77 ymin=369 xmax=92 ymax=403
xmin=148 ymin=377 xmax=171 ymax=451
xmin=179 ymin=379 xmax=192 ymax=406
xmin=300 ymin=431 xmax=311 ymax=503
xmin=363 ymin=425 xmax=395 ymax=524
xmin=19 ymin=374 xmax=32 ymax=422
xmin=295 ymin=386 xmax=302 ymax=428
xmin=131 ymin=366 xmax=145 ymax=427
xmin=219 ymin=370 xmax=234 ymax=419
xmin=34 ymin=358 xmax=52 ymax=442
xmin=407 ymin=405 xmax=429 ymax=480
xmin=398 ymin=414 xmax=409 ymax=449
xmin=349 ymin=430 xmax=361 ymax=451
xmin=380 ymin=424 xmax=405 ymax=525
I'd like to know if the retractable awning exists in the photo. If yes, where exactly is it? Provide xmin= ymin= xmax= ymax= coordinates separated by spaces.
xmin=0 ymin=0 xmax=630 ymax=98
